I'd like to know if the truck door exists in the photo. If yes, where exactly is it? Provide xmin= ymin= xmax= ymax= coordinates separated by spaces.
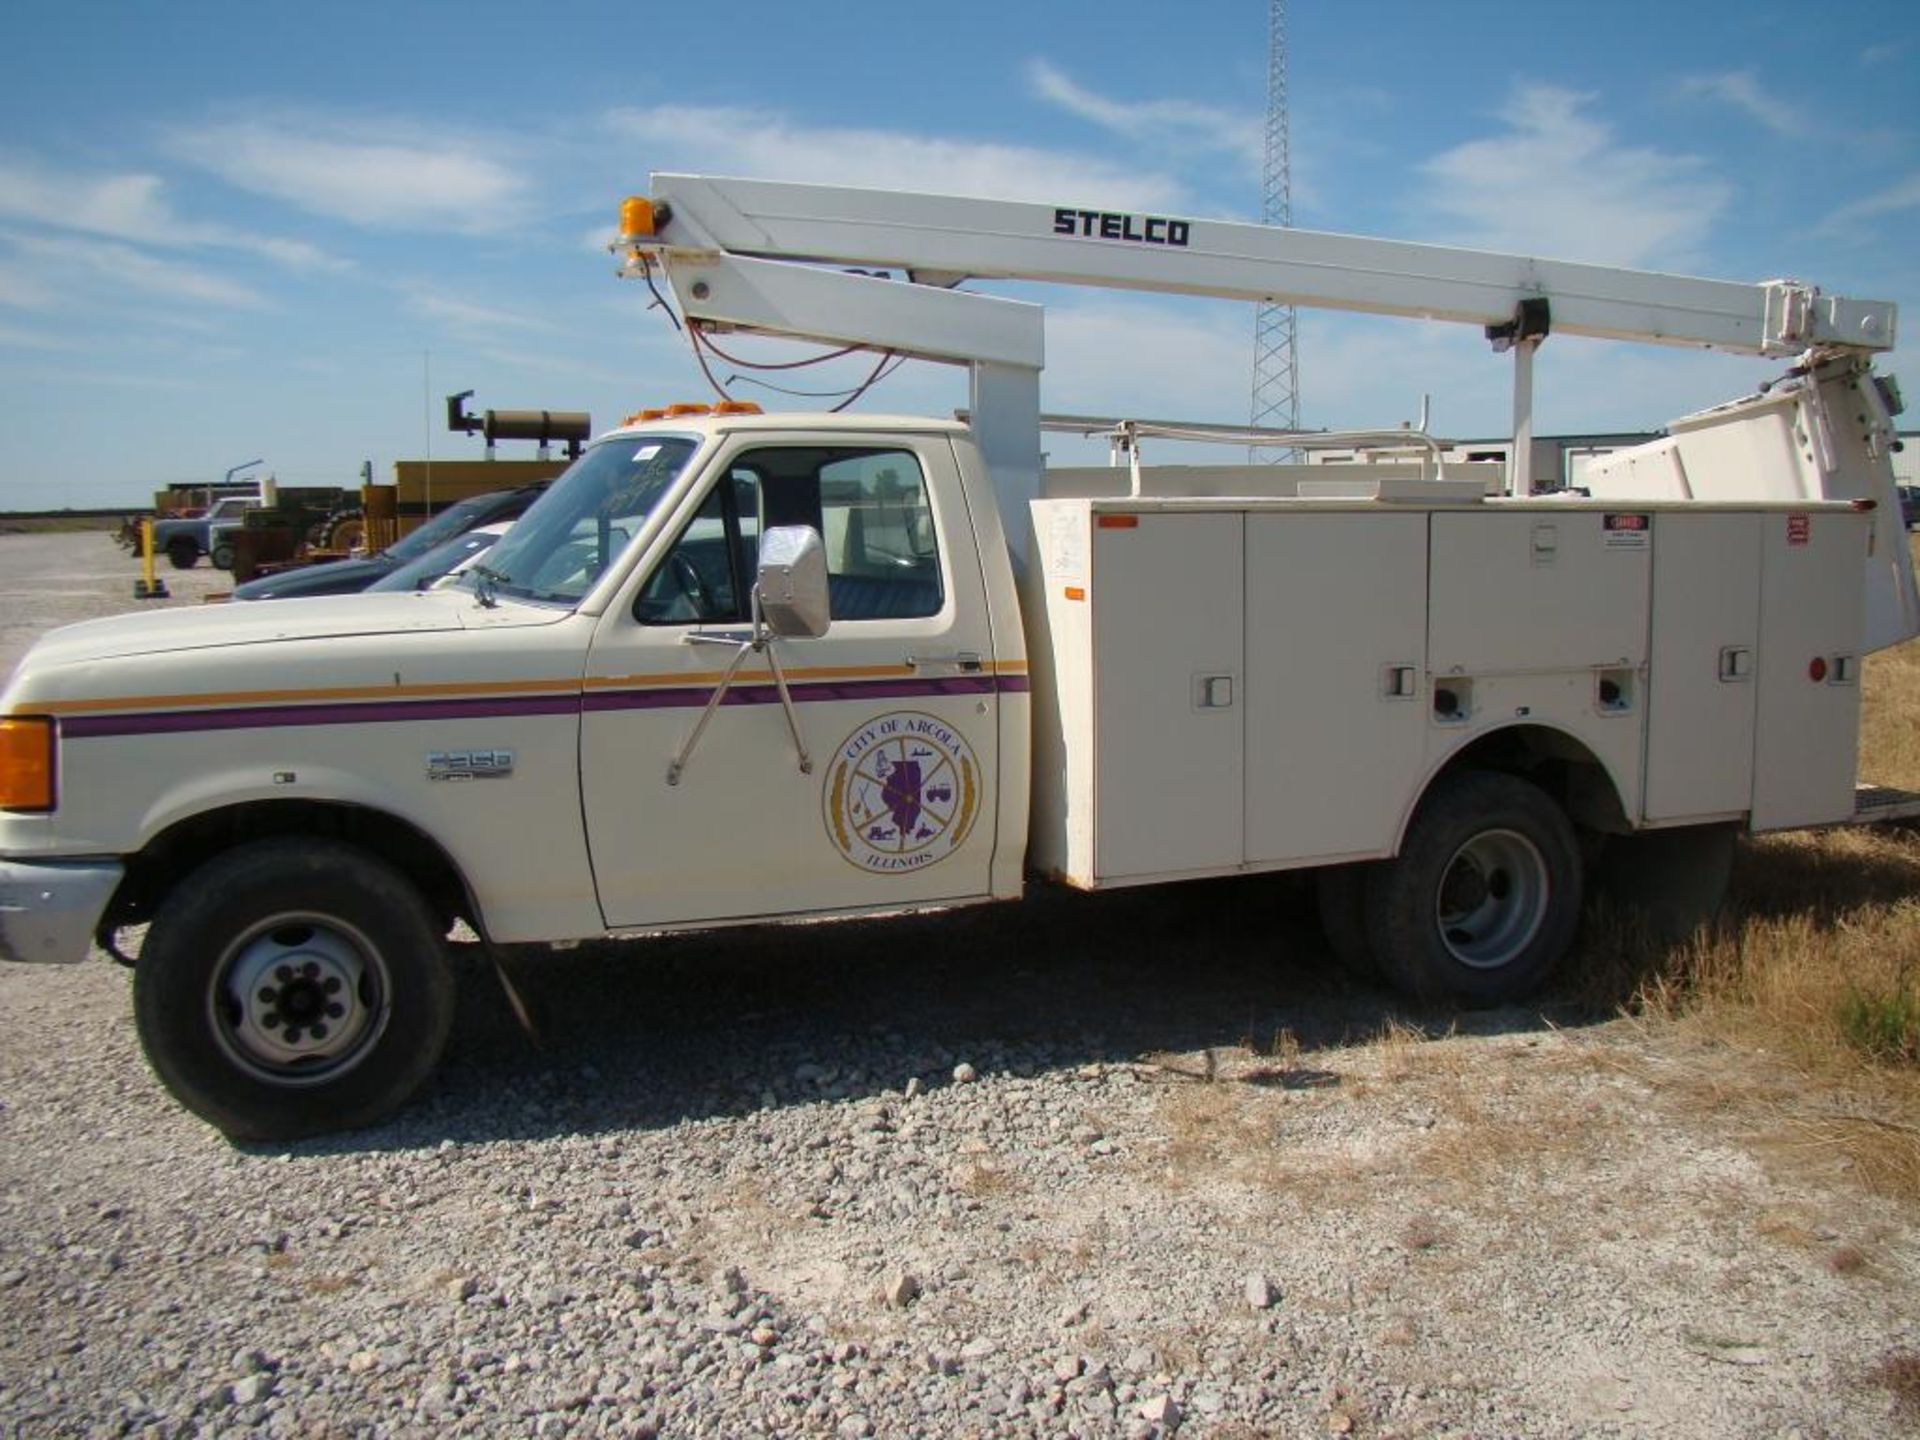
xmin=579 ymin=436 xmax=1002 ymax=930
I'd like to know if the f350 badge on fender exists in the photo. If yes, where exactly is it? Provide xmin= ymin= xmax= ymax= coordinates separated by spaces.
xmin=824 ymin=712 xmax=978 ymax=873
xmin=427 ymin=749 xmax=514 ymax=781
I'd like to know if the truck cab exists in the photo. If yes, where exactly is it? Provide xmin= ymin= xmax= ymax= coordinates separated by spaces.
xmin=550 ymin=410 xmax=1028 ymax=929
xmin=0 ymin=409 xmax=1028 ymax=1139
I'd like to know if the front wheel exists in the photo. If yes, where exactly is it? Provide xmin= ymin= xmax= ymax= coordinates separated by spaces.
xmin=210 ymin=540 xmax=236 ymax=571
xmin=133 ymin=840 xmax=454 ymax=1141
xmin=1365 ymin=771 xmax=1581 ymax=1005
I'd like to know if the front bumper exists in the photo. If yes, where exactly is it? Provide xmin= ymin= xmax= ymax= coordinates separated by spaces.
xmin=0 ymin=859 xmax=124 ymax=963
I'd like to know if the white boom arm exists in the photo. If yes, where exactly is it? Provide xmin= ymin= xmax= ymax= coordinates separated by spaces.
xmin=617 ymin=172 xmax=1902 ymax=560
xmin=639 ymin=173 xmax=1896 ymax=358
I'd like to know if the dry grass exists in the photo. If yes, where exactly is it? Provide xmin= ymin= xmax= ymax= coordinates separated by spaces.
xmin=953 ymin=1160 xmax=1016 ymax=1198
xmin=1577 ymin=879 xmax=1920 ymax=1200
xmin=1146 ymin=555 xmax=1920 ymax=1212
xmin=1153 ymin=1029 xmax=1611 ymax=1223
xmin=1826 ymin=1244 xmax=1868 ymax=1276
xmin=1868 ymin=1347 xmax=1920 ymax=1422
xmin=1860 ymin=574 xmax=1920 ymax=786
xmin=1567 ymin=555 xmax=1920 ymax=1202
xmin=1400 ymin=1213 xmax=1446 ymax=1252
xmin=1153 ymin=1079 xmax=1400 ymax=1211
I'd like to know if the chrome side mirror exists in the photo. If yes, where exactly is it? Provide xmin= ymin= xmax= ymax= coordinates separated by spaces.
xmin=755 ymin=526 xmax=830 ymax=639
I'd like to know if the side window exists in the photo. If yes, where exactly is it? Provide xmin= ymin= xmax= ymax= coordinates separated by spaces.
xmin=636 ymin=470 xmax=761 ymax=625
xmin=639 ymin=447 xmax=943 ymax=625
xmin=817 ymin=451 xmax=943 ymax=621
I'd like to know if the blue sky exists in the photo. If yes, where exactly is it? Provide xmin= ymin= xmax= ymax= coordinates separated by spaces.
xmin=2 ymin=0 xmax=1915 ymax=508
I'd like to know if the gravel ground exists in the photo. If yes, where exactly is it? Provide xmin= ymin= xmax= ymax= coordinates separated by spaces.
xmin=2 ymin=534 xmax=1917 ymax=1439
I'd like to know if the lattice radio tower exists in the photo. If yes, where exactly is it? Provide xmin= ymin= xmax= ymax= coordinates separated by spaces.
xmin=1249 ymin=0 xmax=1300 ymax=460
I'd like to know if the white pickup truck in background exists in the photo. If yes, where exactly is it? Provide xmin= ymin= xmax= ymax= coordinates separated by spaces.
xmin=149 ymin=493 xmax=259 ymax=571
xmin=0 ymin=175 xmax=1910 ymax=1140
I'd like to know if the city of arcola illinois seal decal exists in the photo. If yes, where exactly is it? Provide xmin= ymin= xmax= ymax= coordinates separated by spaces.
xmin=824 ymin=711 xmax=980 ymax=873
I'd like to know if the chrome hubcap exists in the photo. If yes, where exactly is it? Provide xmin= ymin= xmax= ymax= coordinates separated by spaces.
xmin=1434 ymin=829 xmax=1548 ymax=969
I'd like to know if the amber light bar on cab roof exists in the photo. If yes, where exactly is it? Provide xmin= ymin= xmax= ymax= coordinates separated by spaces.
xmin=618 ymin=400 xmax=764 ymax=426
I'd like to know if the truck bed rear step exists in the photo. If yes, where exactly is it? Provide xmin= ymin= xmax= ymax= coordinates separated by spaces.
xmin=1851 ymin=783 xmax=1920 ymax=825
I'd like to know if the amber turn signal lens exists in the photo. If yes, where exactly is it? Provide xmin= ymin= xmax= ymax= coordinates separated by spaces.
xmin=0 ymin=716 xmax=54 ymax=811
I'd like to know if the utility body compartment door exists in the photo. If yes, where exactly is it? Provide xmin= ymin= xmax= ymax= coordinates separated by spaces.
xmin=1429 ymin=511 xmax=1650 ymax=674
xmin=1642 ymin=512 xmax=1760 ymax=822
xmin=1090 ymin=511 xmax=1243 ymax=878
xmin=1243 ymin=512 xmax=1428 ymax=862
xmin=1750 ymin=509 xmax=1865 ymax=830
xmin=578 ymin=434 xmax=1002 ymax=929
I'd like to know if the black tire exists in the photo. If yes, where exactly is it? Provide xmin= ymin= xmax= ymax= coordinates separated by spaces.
xmin=166 ymin=538 xmax=199 ymax=569
xmin=210 ymin=541 xmax=236 ymax=571
xmin=1590 ymin=823 xmax=1736 ymax=942
xmin=133 ymin=840 xmax=454 ymax=1141
xmin=322 ymin=510 xmax=366 ymax=552
xmin=1314 ymin=864 xmax=1381 ymax=976
xmin=1365 ymin=771 xmax=1582 ymax=1005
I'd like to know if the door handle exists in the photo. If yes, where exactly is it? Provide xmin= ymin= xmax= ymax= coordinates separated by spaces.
xmin=906 ymin=651 xmax=983 ymax=672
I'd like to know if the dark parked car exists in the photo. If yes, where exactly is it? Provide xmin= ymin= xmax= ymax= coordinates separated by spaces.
xmin=1900 ymin=484 xmax=1920 ymax=530
xmin=364 ymin=522 xmax=510 ymax=593
xmin=230 ymin=486 xmax=545 ymax=600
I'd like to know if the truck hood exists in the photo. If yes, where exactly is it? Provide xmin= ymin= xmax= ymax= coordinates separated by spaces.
xmin=15 ymin=592 xmax=496 ymax=672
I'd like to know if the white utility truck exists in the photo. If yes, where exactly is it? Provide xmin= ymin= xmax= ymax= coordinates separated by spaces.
xmin=0 ymin=174 xmax=1912 ymax=1140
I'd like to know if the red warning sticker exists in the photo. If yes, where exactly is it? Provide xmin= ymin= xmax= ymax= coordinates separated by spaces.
xmin=1787 ymin=513 xmax=1811 ymax=546
xmin=1603 ymin=512 xmax=1650 ymax=549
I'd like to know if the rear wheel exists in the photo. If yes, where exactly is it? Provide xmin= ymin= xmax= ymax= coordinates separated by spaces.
xmin=1315 ymin=864 xmax=1380 ymax=976
xmin=166 ymin=538 xmax=198 ymax=569
xmin=133 ymin=840 xmax=454 ymax=1141
xmin=1590 ymin=823 xmax=1736 ymax=941
xmin=1365 ymin=771 xmax=1581 ymax=1005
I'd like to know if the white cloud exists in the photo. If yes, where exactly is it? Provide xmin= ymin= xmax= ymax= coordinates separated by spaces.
xmin=0 ymin=157 xmax=341 ymax=270
xmin=78 ymin=241 xmax=268 ymax=309
xmin=1678 ymin=70 xmax=1809 ymax=138
xmin=404 ymin=288 xmax=560 ymax=337
xmin=1025 ymin=59 xmax=1263 ymax=174
xmin=0 ymin=362 xmax=202 ymax=392
xmin=168 ymin=115 xmax=527 ymax=233
xmin=0 ymin=320 xmax=79 ymax=350
xmin=1291 ymin=311 xmax=1775 ymax=438
xmin=1038 ymin=295 xmax=1253 ymax=425
xmin=1 ymin=228 xmax=265 ymax=310
xmin=1006 ymin=293 xmax=1780 ymax=451
xmin=604 ymin=105 xmax=1186 ymax=211
xmin=1861 ymin=41 xmax=1909 ymax=67
xmin=1416 ymin=86 xmax=1730 ymax=268
xmin=1820 ymin=172 xmax=1920 ymax=233
xmin=0 ymin=254 xmax=56 ymax=310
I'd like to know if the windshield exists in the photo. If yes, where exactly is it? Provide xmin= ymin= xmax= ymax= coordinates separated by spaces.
xmin=472 ymin=435 xmax=699 ymax=605
xmin=386 ymin=494 xmax=499 ymax=562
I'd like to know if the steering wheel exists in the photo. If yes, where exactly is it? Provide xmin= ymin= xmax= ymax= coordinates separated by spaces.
xmin=669 ymin=553 xmax=714 ymax=619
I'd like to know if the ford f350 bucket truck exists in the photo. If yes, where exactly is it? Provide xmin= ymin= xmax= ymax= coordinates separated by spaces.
xmin=0 ymin=173 xmax=1912 ymax=1140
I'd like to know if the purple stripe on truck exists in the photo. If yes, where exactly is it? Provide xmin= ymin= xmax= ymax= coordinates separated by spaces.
xmin=61 ymin=673 xmax=1028 ymax=739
